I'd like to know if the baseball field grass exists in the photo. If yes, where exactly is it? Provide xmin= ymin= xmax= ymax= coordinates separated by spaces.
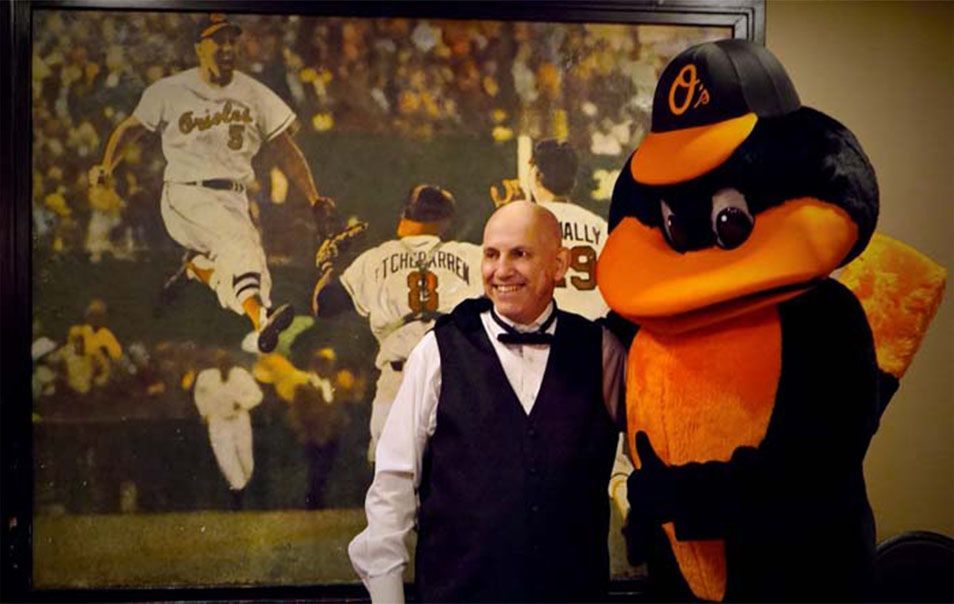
xmin=34 ymin=505 xmax=638 ymax=589
xmin=34 ymin=508 xmax=368 ymax=589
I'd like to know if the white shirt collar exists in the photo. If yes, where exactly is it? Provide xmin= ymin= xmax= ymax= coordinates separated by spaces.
xmin=488 ymin=300 xmax=556 ymax=334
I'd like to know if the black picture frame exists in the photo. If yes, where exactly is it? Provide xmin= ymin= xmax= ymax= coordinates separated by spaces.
xmin=2 ymin=1 xmax=764 ymax=601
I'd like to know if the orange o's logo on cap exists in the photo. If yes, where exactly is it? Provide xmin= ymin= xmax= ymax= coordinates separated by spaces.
xmin=668 ymin=64 xmax=710 ymax=117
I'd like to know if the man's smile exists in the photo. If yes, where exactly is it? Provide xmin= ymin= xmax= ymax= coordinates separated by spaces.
xmin=492 ymin=284 xmax=525 ymax=294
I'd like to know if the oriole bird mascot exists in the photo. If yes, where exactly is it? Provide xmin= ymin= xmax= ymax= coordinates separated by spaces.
xmin=598 ymin=39 xmax=946 ymax=601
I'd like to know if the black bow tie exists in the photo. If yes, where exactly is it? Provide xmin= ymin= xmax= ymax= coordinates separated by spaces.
xmin=490 ymin=305 xmax=557 ymax=346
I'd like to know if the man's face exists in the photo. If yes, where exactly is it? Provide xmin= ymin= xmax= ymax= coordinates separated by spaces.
xmin=196 ymin=29 xmax=238 ymax=82
xmin=481 ymin=202 xmax=568 ymax=324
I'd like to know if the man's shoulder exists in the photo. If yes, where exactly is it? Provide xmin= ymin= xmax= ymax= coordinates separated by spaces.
xmin=556 ymin=309 xmax=610 ymax=352
xmin=542 ymin=200 xmax=605 ymax=222
xmin=436 ymin=297 xmax=489 ymax=332
xmin=348 ymin=238 xmax=407 ymax=266
xmin=232 ymin=70 xmax=280 ymax=96
xmin=439 ymin=239 xmax=481 ymax=255
xmin=231 ymin=70 xmax=258 ymax=86
xmin=153 ymin=68 xmax=198 ymax=89
xmin=557 ymin=307 xmax=601 ymax=330
xmin=195 ymin=367 xmax=218 ymax=382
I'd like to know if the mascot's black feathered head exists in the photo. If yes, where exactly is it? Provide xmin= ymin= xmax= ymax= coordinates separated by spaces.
xmin=599 ymin=39 xmax=879 ymax=333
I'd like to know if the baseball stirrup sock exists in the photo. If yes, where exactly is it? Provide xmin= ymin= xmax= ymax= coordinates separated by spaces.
xmin=233 ymin=272 xmax=262 ymax=301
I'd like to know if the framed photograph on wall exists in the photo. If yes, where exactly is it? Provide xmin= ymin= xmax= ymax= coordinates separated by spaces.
xmin=2 ymin=0 xmax=763 ymax=600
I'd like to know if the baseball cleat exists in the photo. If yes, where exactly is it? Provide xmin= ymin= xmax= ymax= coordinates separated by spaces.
xmin=257 ymin=303 xmax=294 ymax=353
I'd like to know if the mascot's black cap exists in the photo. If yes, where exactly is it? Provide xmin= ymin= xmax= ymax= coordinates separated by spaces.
xmin=195 ymin=14 xmax=242 ymax=42
xmin=632 ymin=39 xmax=801 ymax=185
xmin=403 ymin=184 xmax=456 ymax=222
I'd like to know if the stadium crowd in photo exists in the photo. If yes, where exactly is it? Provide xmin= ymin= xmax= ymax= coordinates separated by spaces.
xmin=29 ymin=8 xmax=720 ymax=533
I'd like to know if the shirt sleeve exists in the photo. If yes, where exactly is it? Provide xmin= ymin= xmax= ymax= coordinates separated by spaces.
xmin=609 ymin=434 xmax=633 ymax=518
xmin=339 ymin=251 xmax=373 ymax=317
xmin=348 ymin=331 xmax=441 ymax=603
xmin=601 ymin=326 xmax=627 ymax=428
xmin=96 ymin=328 xmax=123 ymax=360
xmin=254 ymin=77 xmax=296 ymax=142
xmin=132 ymin=81 xmax=164 ymax=132
xmin=232 ymin=367 xmax=264 ymax=410
xmin=193 ymin=370 xmax=214 ymax=418
xmin=602 ymin=328 xmax=632 ymax=516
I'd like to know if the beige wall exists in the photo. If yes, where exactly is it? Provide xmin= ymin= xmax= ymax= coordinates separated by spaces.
xmin=766 ymin=0 xmax=953 ymax=540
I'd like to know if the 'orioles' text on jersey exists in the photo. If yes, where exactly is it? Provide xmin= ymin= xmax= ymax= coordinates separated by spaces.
xmin=539 ymin=200 xmax=610 ymax=320
xmin=133 ymin=68 xmax=295 ymax=184
xmin=339 ymin=235 xmax=483 ymax=369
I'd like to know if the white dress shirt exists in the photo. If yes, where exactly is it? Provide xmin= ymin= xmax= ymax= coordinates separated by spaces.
xmin=347 ymin=301 xmax=627 ymax=603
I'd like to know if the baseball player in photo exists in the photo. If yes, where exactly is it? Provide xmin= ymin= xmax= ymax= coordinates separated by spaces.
xmin=527 ymin=138 xmax=611 ymax=321
xmin=89 ymin=14 xmax=337 ymax=353
xmin=523 ymin=138 xmax=635 ymax=516
xmin=193 ymin=348 xmax=263 ymax=509
xmin=311 ymin=185 xmax=483 ymax=460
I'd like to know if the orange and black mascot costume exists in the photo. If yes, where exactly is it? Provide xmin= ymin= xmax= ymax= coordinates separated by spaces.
xmin=598 ymin=39 xmax=945 ymax=601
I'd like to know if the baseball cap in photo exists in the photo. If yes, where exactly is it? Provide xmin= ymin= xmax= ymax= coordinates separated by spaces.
xmin=195 ymin=13 xmax=242 ymax=42
xmin=631 ymin=39 xmax=801 ymax=185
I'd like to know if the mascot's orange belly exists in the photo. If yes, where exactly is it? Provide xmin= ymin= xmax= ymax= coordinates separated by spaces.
xmin=626 ymin=306 xmax=781 ymax=601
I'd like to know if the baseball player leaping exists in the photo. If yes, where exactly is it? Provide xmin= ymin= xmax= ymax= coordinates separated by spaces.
xmin=89 ymin=14 xmax=335 ymax=353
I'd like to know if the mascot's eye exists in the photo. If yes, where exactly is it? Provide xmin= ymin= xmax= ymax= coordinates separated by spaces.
xmin=711 ymin=188 xmax=754 ymax=250
xmin=661 ymin=200 xmax=690 ymax=253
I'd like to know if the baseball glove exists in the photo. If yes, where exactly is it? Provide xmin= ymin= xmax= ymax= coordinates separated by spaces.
xmin=311 ymin=196 xmax=340 ymax=240
xmin=315 ymin=218 xmax=369 ymax=271
xmin=87 ymin=164 xmax=113 ymax=188
xmin=311 ymin=218 xmax=367 ymax=315
xmin=489 ymin=178 xmax=529 ymax=208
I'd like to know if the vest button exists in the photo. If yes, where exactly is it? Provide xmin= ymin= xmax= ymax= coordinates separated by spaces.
xmin=531 ymin=504 xmax=540 ymax=513
xmin=527 ymin=428 xmax=537 ymax=438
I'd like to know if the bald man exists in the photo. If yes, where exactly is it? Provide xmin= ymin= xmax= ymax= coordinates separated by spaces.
xmin=349 ymin=201 xmax=627 ymax=603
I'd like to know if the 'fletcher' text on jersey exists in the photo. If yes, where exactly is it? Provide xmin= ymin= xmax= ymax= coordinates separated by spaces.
xmin=377 ymin=250 xmax=471 ymax=284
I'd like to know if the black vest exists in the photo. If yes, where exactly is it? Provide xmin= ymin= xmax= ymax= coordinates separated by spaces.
xmin=415 ymin=298 xmax=619 ymax=603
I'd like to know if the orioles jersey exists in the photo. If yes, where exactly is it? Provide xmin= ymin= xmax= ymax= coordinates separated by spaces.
xmin=133 ymin=67 xmax=294 ymax=184
xmin=539 ymin=200 xmax=610 ymax=320
xmin=339 ymin=234 xmax=483 ymax=369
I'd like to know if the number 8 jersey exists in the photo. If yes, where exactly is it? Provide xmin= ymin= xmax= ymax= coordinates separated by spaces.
xmin=133 ymin=67 xmax=295 ymax=184
xmin=339 ymin=234 xmax=483 ymax=370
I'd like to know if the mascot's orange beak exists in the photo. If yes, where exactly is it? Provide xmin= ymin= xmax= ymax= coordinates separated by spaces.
xmin=597 ymin=198 xmax=858 ymax=334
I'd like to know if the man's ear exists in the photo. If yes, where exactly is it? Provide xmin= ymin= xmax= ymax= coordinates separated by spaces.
xmin=553 ymin=246 xmax=570 ymax=282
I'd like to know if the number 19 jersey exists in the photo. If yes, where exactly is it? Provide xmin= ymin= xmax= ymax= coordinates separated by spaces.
xmin=539 ymin=201 xmax=610 ymax=321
